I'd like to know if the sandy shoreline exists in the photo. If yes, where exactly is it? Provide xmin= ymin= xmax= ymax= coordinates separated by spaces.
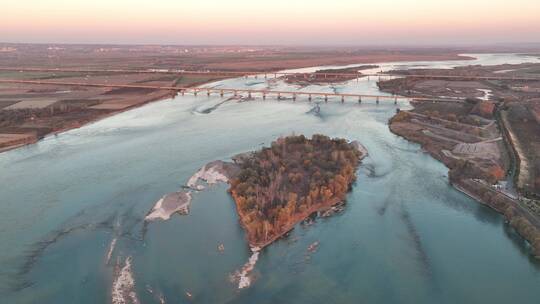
xmin=111 ymin=257 xmax=140 ymax=304
xmin=145 ymin=160 xmax=240 ymax=222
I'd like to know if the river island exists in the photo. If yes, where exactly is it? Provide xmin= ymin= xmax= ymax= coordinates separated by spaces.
xmin=229 ymin=134 xmax=365 ymax=248
xmin=146 ymin=134 xmax=366 ymax=250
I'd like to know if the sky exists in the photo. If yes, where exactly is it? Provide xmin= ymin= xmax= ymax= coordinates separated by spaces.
xmin=1 ymin=0 xmax=540 ymax=45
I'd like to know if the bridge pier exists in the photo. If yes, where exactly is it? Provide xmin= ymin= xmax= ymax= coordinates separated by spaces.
xmin=308 ymin=94 xmax=312 ymax=102
xmin=194 ymin=89 xmax=198 ymax=96
xmin=207 ymin=89 xmax=211 ymax=96
xmin=341 ymin=96 xmax=344 ymax=103
xmin=394 ymin=97 xmax=397 ymax=105
xmin=324 ymin=95 xmax=328 ymax=103
xmin=263 ymin=93 xmax=266 ymax=100
xmin=376 ymin=96 xmax=379 ymax=104
xmin=358 ymin=96 xmax=362 ymax=103
xmin=292 ymin=94 xmax=296 ymax=101
xmin=277 ymin=93 xmax=281 ymax=100
xmin=220 ymin=90 xmax=224 ymax=97
xmin=248 ymin=91 xmax=252 ymax=99
xmin=233 ymin=90 xmax=238 ymax=97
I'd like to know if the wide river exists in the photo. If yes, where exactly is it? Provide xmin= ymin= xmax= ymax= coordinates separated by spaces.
xmin=1 ymin=54 xmax=540 ymax=304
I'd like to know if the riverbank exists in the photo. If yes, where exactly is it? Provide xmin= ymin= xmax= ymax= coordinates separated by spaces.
xmin=452 ymin=178 xmax=540 ymax=257
xmin=0 ymin=77 xmax=228 ymax=153
xmin=388 ymin=103 xmax=540 ymax=258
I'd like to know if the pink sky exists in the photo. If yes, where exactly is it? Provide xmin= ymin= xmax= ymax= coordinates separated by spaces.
xmin=1 ymin=0 xmax=539 ymax=45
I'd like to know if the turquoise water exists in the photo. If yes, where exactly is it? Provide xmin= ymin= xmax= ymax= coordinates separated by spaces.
xmin=0 ymin=54 xmax=539 ymax=303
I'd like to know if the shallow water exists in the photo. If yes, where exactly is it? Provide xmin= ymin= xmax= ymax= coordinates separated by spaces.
xmin=1 ymin=54 xmax=540 ymax=303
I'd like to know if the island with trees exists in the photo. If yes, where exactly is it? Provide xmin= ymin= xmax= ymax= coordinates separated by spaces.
xmin=228 ymin=134 xmax=366 ymax=248
xmin=145 ymin=134 xmax=367 ymax=250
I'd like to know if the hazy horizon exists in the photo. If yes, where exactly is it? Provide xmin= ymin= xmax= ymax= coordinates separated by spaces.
xmin=2 ymin=0 xmax=540 ymax=45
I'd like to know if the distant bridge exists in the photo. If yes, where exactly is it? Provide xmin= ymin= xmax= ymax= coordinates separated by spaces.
xmin=1 ymin=67 xmax=540 ymax=82
xmin=0 ymin=79 xmax=466 ymax=104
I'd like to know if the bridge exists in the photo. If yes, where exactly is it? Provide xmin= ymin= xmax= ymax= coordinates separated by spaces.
xmin=1 ymin=67 xmax=540 ymax=82
xmin=0 ymin=79 xmax=465 ymax=104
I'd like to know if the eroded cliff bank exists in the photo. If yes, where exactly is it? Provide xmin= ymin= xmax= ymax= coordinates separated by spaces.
xmin=389 ymin=102 xmax=540 ymax=258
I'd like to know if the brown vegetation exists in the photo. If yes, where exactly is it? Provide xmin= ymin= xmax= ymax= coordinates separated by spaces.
xmin=228 ymin=134 xmax=363 ymax=247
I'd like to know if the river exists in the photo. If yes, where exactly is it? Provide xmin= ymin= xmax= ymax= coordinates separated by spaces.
xmin=0 ymin=53 xmax=539 ymax=303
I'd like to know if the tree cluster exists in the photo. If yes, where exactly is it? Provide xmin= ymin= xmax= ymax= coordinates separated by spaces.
xmin=229 ymin=134 xmax=362 ymax=245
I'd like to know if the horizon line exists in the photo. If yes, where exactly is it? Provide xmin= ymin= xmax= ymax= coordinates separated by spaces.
xmin=2 ymin=41 xmax=540 ymax=48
